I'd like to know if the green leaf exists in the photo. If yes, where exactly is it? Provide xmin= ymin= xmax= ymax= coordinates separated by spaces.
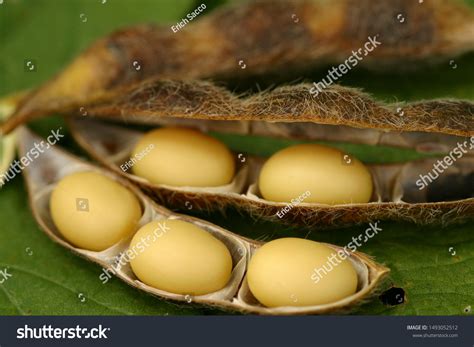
xmin=0 ymin=0 xmax=472 ymax=316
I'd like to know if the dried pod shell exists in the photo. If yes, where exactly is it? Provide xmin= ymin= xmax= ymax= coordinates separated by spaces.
xmin=17 ymin=127 xmax=389 ymax=314
xmin=3 ymin=0 xmax=474 ymax=134
xmin=68 ymin=116 xmax=474 ymax=228
xmin=71 ymin=80 xmax=474 ymax=153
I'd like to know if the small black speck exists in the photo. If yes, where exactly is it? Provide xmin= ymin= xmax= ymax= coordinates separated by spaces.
xmin=379 ymin=287 xmax=405 ymax=306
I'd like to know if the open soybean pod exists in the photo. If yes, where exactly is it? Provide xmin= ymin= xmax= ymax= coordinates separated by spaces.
xmin=2 ymin=0 xmax=474 ymax=134
xmin=66 ymin=79 xmax=474 ymax=228
xmin=17 ymin=127 xmax=389 ymax=314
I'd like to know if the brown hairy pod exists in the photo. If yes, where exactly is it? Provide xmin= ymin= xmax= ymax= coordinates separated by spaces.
xmin=17 ymin=127 xmax=389 ymax=314
xmin=72 ymin=79 xmax=474 ymax=144
xmin=2 ymin=0 xmax=474 ymax=134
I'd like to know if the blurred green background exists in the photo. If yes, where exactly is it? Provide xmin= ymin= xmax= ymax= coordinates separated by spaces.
xmin=0 ymin=0 xmax=473 ymax=315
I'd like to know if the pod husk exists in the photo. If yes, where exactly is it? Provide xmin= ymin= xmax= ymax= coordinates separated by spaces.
xmin=68 ymin=117 xmax=474 ymax=228
xmin=3 ymin=0 xmax=474 ymax=134
xmin=70 ymin=79 xmax=474 ymax=152
xmin=17 ymin=127 xmax=389 ymax=314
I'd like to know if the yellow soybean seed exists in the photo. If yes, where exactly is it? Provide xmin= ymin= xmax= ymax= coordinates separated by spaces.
xmin=258 ymin=144 xmax=373 ymax=204
xmin=129 ymin=219 xmax=233 ymax=296
xmin=49 ymin=171 xmax=142 ymax=251
xmin=131 ymin=127 xmax=236 ymax=187
xmin=247 ymin=238 xmax=358 ymax=307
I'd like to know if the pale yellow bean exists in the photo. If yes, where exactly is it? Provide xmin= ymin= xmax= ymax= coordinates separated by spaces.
xmin=50 ymin=171 xmax=142 ymax=251
xmin=247 ymin=238 xmax=358 ymax=307
xmin=131 ymin=127 xmax=235 ymax=187
xmin=130 ymin=219 xmax=233 ymax=296
xmin=259 ymin=144 xmax=373 ymax=204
